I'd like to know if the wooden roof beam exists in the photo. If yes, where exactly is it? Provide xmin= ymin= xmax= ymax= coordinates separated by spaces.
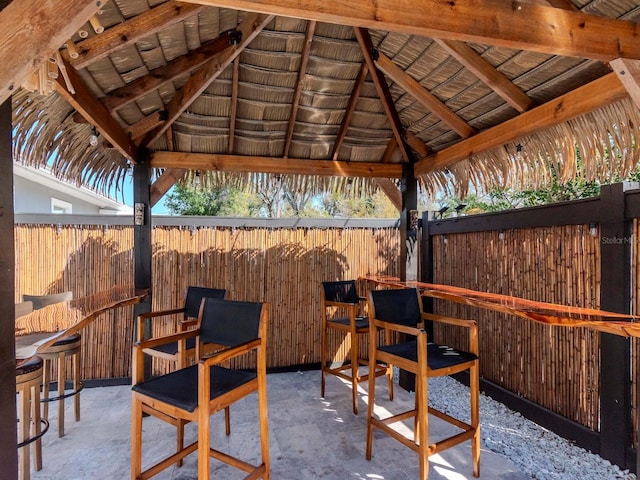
xmin=375 ymin=178 xmax=402 ymax=211
xmin=182 ymin=0 xmax=640 ymax=62
xmin=102 ymin=28 xmax=242 ymax=112
xmin=150 ymin=168 xmax=187 ymax=207
xmin=150 ymin=152 xmax=403 ymax=178
xmin=433 ymin=39 xmax=535 ymax=113
xmin=332 ymin=62 xmax=368 ymax=161
xmin=354 ymin=27 xmax=411 ymax=163
xmin=283 ymin=20 xmax=316 ymax=158
xmin=63 ymin=1 xmax=207 ymax=69
xmin=54 ymin=56 xmax=138 ymax=162
xmin=228 ymin=57 xmax=240 ymax=154
xmin=0 ymin=0 xmax=101 ymax=105
xmin=375 ymin=52 xmax=476 ymax=138
xmin=415 ymin=73 xmax=629 ymax=175
xmin=141 ymin=13 xmax=273 ymax=148
xmin=610 ymin=58 xmax=640 ymax=110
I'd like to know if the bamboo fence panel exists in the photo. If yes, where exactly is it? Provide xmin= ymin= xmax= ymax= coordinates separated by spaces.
xmin=15 ymin=223 xmax=136 ymax=380
xmin=15 ymin=222 xmax=400 ymax=379
xmin=432 ymin=225 xmax=601 ymax=431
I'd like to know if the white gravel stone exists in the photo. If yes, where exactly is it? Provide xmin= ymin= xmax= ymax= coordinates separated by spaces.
xmin=427 ymin=375 xmax=636 ymax=480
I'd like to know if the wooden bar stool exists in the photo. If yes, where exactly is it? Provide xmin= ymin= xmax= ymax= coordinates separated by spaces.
xmin=39 ymin=333 xmax=83 ymax=437
xmin=16 ymin=356 xmax=49 ymax=480
xmin=22 ymin=292 xmax=82 ymax=437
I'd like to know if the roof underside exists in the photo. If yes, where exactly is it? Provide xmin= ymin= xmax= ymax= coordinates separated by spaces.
xmin=8 ymin=0 xmax=640 ymax=205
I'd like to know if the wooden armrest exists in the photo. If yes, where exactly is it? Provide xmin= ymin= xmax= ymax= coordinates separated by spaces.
xmin=324 ymin=300 xmax=358 ymax=308
xmin=200 ymin=338 xmax=262 ymax=366
xmin=137 ymin=307 xmax=186 ymax=320
xmin=422 ymin=312 xmax=477 ymax=329
xmin=179 ymin=318 xmax=198 ymax=329
xmin=134 ymin=329 xmax=198 ymax=351
xmin=373 ymin=319 xmax=423 ymax=336
xmin=136 ymin=307 xmax=187 ymax=341
xmin=422 ymin=312 xmax=479 ymax=354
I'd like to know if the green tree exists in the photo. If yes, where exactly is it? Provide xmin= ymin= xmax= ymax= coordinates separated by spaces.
xmin=165 ymin=184 xmax=261 ymax=216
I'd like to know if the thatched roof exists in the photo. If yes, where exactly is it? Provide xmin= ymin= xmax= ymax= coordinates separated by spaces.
xmin=6 ymin=0 xmax=640 ymax=206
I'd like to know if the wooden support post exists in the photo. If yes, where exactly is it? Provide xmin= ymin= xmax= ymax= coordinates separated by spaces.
xmin=133 ymin=148 xmax=153 ymax=379
xmin=0 ymin=66 xmax=18 ymax=479
xmin=399 ymin=162 xmax=417 ymax=391
xmin=599 ymin=182 xmax=636 ymax=471
xmin=399 ymin=162 xmax=417 ymax=281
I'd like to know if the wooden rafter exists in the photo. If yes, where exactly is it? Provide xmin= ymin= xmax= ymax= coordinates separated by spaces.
xmin=375 ymin=52 xmax=476 ymax=138
xmin=414 ymin=73 xmax=628 ymax=175
xmin=126 ymin=111 xmax=164 ymax=143
xmin=375 ymin=178 xmax=402 ymax=211
xmin=228 ymin=57 xmax=240 ymax=154
xmin=610 ymin=58 xmax=640 ymax=110
xmin=54 ymin=56 xmax=138 ymax=161
xmin=332 ymin=62 xmax=368 ymax=161
xmin=354 ymin=27 xmax=411 ymax=163
xmin=141 ymin=13 xmax=273 ymax=148
xmin=381 ymin=138 xmax=398 ymax=163
xmin=150 ymin=169 xmax=187 ymax=206
xmin=63 ymin=1 xmax=206 ymax=70
xmin=0 ymin=0 xmax=101 ymax=105
xmin=150 ymin=151 xmax=403 ymax=178
xmin=283 ymin=20 xmax=316 ymax=158
xmin=181 ymin=0 xmax=640 ymax=62
xmin=433 ymin=39 xmax=535 ymax=113
xmin=101 ymin=29 xmax=240 ymax=112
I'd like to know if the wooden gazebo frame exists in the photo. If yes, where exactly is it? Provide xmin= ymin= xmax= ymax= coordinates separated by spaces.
xmin=4 ymin=1 xmax=640 ymax=478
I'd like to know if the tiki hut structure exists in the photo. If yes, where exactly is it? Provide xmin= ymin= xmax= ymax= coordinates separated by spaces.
xmin=4 ymin=0 xmax=640 ymax=478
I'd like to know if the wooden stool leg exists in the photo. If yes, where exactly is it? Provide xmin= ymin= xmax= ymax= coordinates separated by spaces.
xmin=73 ymin=351 xmax=81 ymax=422
xmin=41 ymin=359 xmax=50 ymax=421
xmin=57 ymin=352 xmax=65 ymax=437
xmin=18 ymin=388 xmax=30 ymax=480
xmin=31 ymin=381 xmax=43 ymax=471
xmin=350 ymin=331 xmax=358 ymax=414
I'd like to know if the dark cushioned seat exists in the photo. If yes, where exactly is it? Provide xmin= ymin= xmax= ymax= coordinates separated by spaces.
xmin=379 ymin=340 xmax=478 ymax=370
xmin=132 ymin=364 xmax=256 ymax=413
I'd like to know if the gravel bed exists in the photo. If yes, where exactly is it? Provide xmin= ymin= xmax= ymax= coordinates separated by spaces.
xmin=428 ymin=376 xmax=636 ymax=480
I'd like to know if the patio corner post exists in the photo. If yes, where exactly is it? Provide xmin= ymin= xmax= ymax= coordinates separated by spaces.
xmin=0 ymin=42 xmax=18 ymax=478
xmin=398 ymin=162 xmax=417 ymax=390
xmin=399 ymin=162 xmax=417 ymax=281
xmin=599 ymin=182 xmax=637 ymax=471
xmin=133 ymin=148 xmax=153 ymax=379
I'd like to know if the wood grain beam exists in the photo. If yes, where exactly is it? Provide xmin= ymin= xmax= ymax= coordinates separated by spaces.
xmin=150 ymin=168 xmax=187 ymax=206
xmin=433 ymin=39 xmax=535 ymax=113
xmin=228 ymin=57 xmax=240 ymax=153
xmin=150 ymin=151 xmax=404 ymax=178
xmin=141 ymin=13 xmax=273 ymax=148
xmin=126 ymin=111 xmax=164 ymax=143
xmin=610 ymin=58 xmax=640 ymax=110
xmin=181 ymin=0 xmax=640 ymax=62
xmin=283 ymin=20 xmax=316 ymax=158
xmin=375 ymin=178 xmax=401 ymax=211
xmin=415 ymin=73 xmax=628 ymax=175
xmin=354 ymin=27 xmax=411 ymax=163
xmin=101 ymin=28 xmax=238 ymax=112
xmin=54 ymin=56 xmax=138 ymax=161
xmin=332 ymin=62 xmax=368 ymax=161
xmin=0 ymin=0 xmax=101 ymax=105
xmin=376 ymin=52 xmax=476 ymax=138
xmin=64 ymin=1 xmax=206 ymax=70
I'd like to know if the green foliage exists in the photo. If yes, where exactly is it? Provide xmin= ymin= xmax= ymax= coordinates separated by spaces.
xmin=165 ymin=184 xmax=261 ymax=216
xmin=319 ymin=191 xmax=397 ymax=218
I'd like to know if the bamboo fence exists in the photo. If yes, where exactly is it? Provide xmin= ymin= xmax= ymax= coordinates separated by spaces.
xmin=432 ymin=225 xmax=602 ymax=431
xmin=14 ymin=222 xmax=400 ymax=379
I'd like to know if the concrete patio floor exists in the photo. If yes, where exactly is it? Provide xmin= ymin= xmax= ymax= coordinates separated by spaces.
xmin=28 ymin=370 xmax=526 ymax=479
